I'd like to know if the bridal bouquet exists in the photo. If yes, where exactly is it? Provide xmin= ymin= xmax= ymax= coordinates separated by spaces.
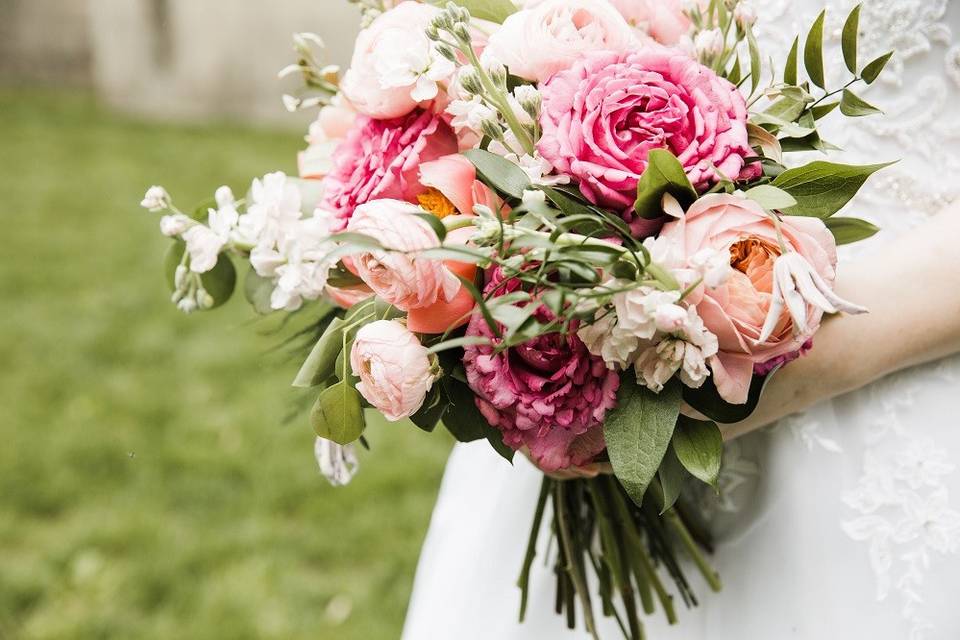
xmin=139 ymin=1 xmax=892 ymax=637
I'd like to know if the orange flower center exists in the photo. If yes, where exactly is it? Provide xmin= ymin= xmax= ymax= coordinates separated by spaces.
xmin=417 ymin=188 xmax=458 ymax=219
xmin=729 ymin=237 xmax=779 ymax=294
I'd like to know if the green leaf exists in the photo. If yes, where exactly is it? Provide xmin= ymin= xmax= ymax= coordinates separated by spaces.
xmin=163 ymin=240 xmax=236 ymax=309
xmin=413 ymin=212 xmax=447 ymax=242
xmin=747 ymin=123 xmax=783 ymax=164
xmin=824 ymin=216 xmax=880 ymax=244
xmin=772 ymin=160 xmax=894 ymax=218
xmin=743 ymin=184 xmax=797 ymax=211
xmin=657 ymin=446 xmax=687 ymax=514
xmin=243 ymin=268 xmax=275 ymax=315
xmin=463 ymin=148 xmax=531 ymax=199
xmin=840 ymin=89 xmax=882 ymax=117
xmin=811 ymin=101 xmax=840 ymax=120
xmin=683 ymin=371 xmax=778 ymax=424
xmin=443 ymin=379 xmax=514 ymax=461
xmin=861 ymin=51 xmax=894 ymax=84
xmin=603 ymin=380 xmax=682 ymax=506
xmin=448 ymin=0 xmax=518 ymax=23
xmin=784 ymin=36 xmax=799 ymax=85
xmin=727 ymin=54 xmax=742 ymax=85
xmin=804 ymin=11 xmax=826 ymax=89
xmin=292 ymin=318 xmax=345 ymax=388
xmin=310 ymin=381 xmax=365 ymax=445
xmin=633 ymin=149 xmax=697 ymax=220
xmin=410 ymin=386 xmax=447 ymax=432
xmin=671 ymin=417 xmax=723 ymax=488
xmin=841 ymin=4 xmax=861 ymax=74
xmin=747 ymin=26 xmax=762 ymax=96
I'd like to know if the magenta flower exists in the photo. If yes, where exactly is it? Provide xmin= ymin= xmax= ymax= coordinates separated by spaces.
xmin=321 ymin=108 xmax=458 ymax=227
xmin=537 ymin=48 xmax=759 ymax=235
xmin=463 ymin=271 xmax=620 ymax=472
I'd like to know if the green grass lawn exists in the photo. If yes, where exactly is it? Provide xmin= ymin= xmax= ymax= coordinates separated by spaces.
xmin=0 ymin=90 xmax=452 ymax=640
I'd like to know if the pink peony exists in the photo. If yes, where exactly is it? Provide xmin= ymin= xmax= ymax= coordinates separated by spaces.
xmin=351 ymin=320 xmax=436 ymax=421
xmin=608 ymin=0 xmax=692 ymax=44
xmin=340 ymin=1 xmax=443 ymax=119
xmin=346 ymin=199 xmax=461 ymax=311
xmin=463 ymin=270 xmax=620 ymax=472
xmin=537 ymin=48 xmax=758 ymax=233
xmin=655 ymin=194 xmax=838 ymax=404
xmin=486 ymin=0 xmax=637 ymax=83
xmin=322 ymin=109 xmax=458 ymax=226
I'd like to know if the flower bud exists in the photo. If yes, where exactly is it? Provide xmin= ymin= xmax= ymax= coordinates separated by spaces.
xmin=734 ymin=2 xmax=757 ymax=28
xmin=458 ymin=67 xmax=483 ymax=95
xmin=694 ymin=28 xmax=725 ymax=59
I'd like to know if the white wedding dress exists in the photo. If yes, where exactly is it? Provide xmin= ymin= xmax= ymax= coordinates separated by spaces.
xmin=403 ymin=2 xmax=960 ymax=638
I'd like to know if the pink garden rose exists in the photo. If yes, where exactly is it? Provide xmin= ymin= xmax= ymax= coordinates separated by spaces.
xmin=656 ymin=194 xmax=838 ymax=404
xmin=538 ymin=48 xmax=758 ymax=233
xmin=322 ymin=109 xmax=458 ymax=226
xmin=346 ymin=199 xmax=461 ymax=311
xmin=463 ymin=270 xmax=620 ymax=472
xmin=608 ymin=0 xmax=691 ymax=44
xmin=486 ymin=0 xmax=637 ymax=83
xmin=351 ymin=320 xmax=436 ymax=421
xmin=340 ymin=1 xmax=444 ymax=119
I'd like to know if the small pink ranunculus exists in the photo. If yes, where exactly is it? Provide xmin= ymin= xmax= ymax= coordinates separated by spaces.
xmin=486 ymin=0 xmax=637 ymax=83
xmin=538 ymin=48 xmax=758 ymax=233
xmin=656 ymin=194 xmax=838 ymax=404
xmin=463 ymin=270 xmax=620 ymax=472
xmin=346 ymin=199 xmax=461 ymax=311
xmin=340 ymin=1 xmax=442 ymax=119
xmin=608 ymin=0 xmax=692 ymax=44
xmin=351 ymin=320 xmax=436 ymax=421
xmin=322 ymin=109 xmax=458 ymax=226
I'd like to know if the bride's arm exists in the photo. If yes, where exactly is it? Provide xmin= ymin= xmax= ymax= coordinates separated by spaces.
xmin=722 ymin=205 xmax=960 ymax=440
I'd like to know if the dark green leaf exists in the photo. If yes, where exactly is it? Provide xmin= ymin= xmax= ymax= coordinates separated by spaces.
xmin=861 ymin=51 xmax=894 ymax=84
xmin=463 ymin=148 xmax=531 ymax=199
xmin=410 ymin=386 xmax=447 ymax=432
xmin=413 ymin=212 xmax=447 ymax=242
xmin=310 ymin=381 xmax=365 ymax=444
xmin=672 ymin=417 xmax=723 ymax=488
xmin=657 ymin=446 xmax=687 ymax=514
xmin=824 ymin=216 xmax=880 ymax=244
xmin=633 ymin=149 xmax=697 ymax=220
xmin=840 ymin=89 xmax=882 ymax=117
xmin=683 ymin=371 xmax=778 ymax=424
xmin=841 ymin=4 xmax=861 ymax=74
xmin=292 ymin=318 xmax=345 ymax=388
xmin=448 ymin=0 xmax=517 ymax=23
xmin=443 ymin=379 xmax=514 ymax=461
xmin=603 ymin=380 xmax=682 ymax=506
xmin=784 ymin=36 xmax=799 ymax=85
xmin=804 ymin=11 xmax=826 ymax=89
xmin=772 ymin=160 xmax=894 ymax=218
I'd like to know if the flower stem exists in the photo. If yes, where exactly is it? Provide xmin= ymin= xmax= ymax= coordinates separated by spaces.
xmin=555 ymin=482 xmax=600 ymax=640
xmin=662 ymin=509 xmax=722 ymax=592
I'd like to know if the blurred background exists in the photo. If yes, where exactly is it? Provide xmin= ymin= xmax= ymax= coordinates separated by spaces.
xmin=0 ymin=1 xmax=453 ymax=638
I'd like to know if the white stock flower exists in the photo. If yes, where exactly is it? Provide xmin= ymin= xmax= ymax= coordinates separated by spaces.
xmin=141 ymin=185 xmax=170 ymax=211
xmin=315 ymin=437 xmax=359 ymax=486
xmin=182 ymin=226 xmax=226 ymax=273
xmin=634 ymin=306 xmax=718 ymax=391
xmin=734 ymin=2 xmax=757 ymax=28
xmin=614 ymin=287 xmax=683 ymax=340
xmin=694 ymin=28 xmax=725 ymax=58
xmin=374 ymin=31 xmax=455 ymax=102
xmin=578 ymin=312 xmax=639 ymax=370
xmin=689 ymin=247 xmax=733 ymax=289
xmin=235 ymin=172 xmax=303 ymax=249
xmin=758 ymin=251 xmax=868 ymax=343
xmin=159 ymin=213 xmax=191 ymax=237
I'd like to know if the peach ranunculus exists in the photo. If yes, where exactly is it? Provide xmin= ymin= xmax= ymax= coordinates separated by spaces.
xmin=417 ymin=154 xmax=500 ymax=219
xmin=350 ymin=320 xmax=437 ymax=421
xmin=608 ymin=0 xmax=692 ymax=44
xmin=655 ymin=194 xmax=839 ymax=404
xmin=340 ymin=1 xmax=449 ymax=119
xmin=407 ymin=223 xmax=479 ymax=334
xmin=346 ymin=199 xmax=461 ymax=312
xmin=486 ymin=0 xmax=637 ymax=83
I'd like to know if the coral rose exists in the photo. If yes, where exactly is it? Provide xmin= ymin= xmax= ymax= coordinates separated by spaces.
xmin=538 ymin=48 xmax=758 ymax=233
xmin=655 ymin=194 xmax=838 ymax=404
xmin=486 ymin=0 xmax=637 ymax=83
xmin=322 ymin=109 xmax=458 ymax=226
xmin=351 ymin=320 xmax=436 ymax=421
xmin=346 ymin=199 xmax=461 ymax=311
xmin=463 ymin=270 xmax=620 ymax=472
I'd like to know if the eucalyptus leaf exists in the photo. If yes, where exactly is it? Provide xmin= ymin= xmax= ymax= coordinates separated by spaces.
xmin=463 ymin=148 xmax=531 ymax=199
xmin=292 ymin=318 xmax=345 ymax=388
xmin=310 ymin=381 xmax=365 ymax=445
xmin=824 ymin=216 xmax=880 ymax=244
xmin=840 ymin=89 xmax=882 ymax=117
xmin=803 ymin=11 xmax=826 ymax=89
xmin=672 ymin=417 xmax=723 ymax=489
xmin=447 ymin=0 xmax=517 ymax=23
xmin=603 ymin=380 xmax=682 ymax=506
xmin=743 ymin=184 xmax=797 ymax=211
xmin=633 ymin=149 xmax=697 ymax=220
xmin=772 ymin=160 xmax=894 ymax=218
xmin=861 ymin=51 xmax=894 ymax=84
xmin=841 ymin=4 xmax=861 ymax=74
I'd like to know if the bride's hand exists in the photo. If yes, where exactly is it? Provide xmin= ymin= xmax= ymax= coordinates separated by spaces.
xmin=724 ymin=205 xmax=960 ymax=440
xmin=519 ymin=447 xmax=613 ymax=480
